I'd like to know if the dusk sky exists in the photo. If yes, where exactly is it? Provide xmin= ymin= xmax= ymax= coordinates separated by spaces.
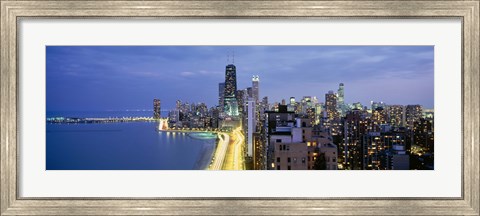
xmin=46 ymin=46 xmax=434 ymax=111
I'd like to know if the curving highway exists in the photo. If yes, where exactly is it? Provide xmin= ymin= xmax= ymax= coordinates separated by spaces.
xmin=232 ymin=127 xmax=245 ymax=170
xmin=208 ymin=132 xmax=230 ymax=170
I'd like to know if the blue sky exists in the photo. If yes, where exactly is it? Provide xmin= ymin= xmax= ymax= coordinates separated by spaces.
xmin=46 ymin=46 xmax=434 ymax=111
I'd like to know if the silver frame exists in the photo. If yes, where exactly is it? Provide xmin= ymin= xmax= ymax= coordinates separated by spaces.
xmin=1 ymin=1 xmax=478 ymax=215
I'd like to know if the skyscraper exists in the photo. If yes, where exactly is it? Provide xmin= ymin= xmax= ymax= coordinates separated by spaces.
xmin=337 ymin=83 xmax=345 ymax=116
xmin=223 ymin=64 xmax=239 ymax=116
xmin=371 ymin=107 xmax=387 ymax=131
xmin=246 ymin=87 xmax=253 ymax=98
xmin=387 ymin=105 xmax=404 ymax=127
xmin=247 ymin=100 xmax=256 ymax=157
xmin=236 ymin=89 xmax=247 ymax=116
xmin=153 ymin=99 xmax=161 ymax=119
xmin=406 ymin=105 xmax=423 ymax=129
xmin=252 ymin=75 xmax=260 ymax=103
xmin=371 ymin=101 xmax=386 ymax=111
xmin=218 ymin=82 xmax=225 ymax=112
xmin=325 ymin=91 xmax=339 ymax=120
xmin=341 ymin=109 xmax=368 ymax=170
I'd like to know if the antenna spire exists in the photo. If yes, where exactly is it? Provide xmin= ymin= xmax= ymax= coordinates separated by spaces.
xmin=232 ymin=50 xmax=235 ymax=64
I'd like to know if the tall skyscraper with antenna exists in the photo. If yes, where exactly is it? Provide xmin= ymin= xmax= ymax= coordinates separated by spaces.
xmin=223 ymin=51 xmax=239 ymax=117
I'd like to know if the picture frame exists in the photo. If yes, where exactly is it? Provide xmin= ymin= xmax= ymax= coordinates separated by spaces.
xmin=1 ymin=0 xmax=478 ymax=215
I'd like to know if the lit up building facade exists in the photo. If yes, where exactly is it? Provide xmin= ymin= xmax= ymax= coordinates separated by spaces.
xmin=314 ymin=103 xmax=323 ymax=125
xmin=371 ymin=107 xmax=387 ymax=128
xmin=218 ymin=82 xmax=225 ymax=112
xmin=153 ymin=99 xmax=161 ymax=119
xmin=371 ymin=101 xmax=386 ymax=111
xmin=387 ymin=105 xmax=405 ymax=127
xmin=271 ymin=118 xmax=338 ymax=170
xmin=352 ymin=102 xmax=363 ymax=110
xmin=337 ymin=83 xmax=346 ymax=116
xmin=223 ymin=64 xmax=239 ymax=117
xmin=413 ymin=118 xmax=434 ymax=153
xmin=236 ymin=89 xmax=247 ymax=116
xmin=325 ymin=91 xmax=339 ymax=121
xmin=406 ymin=105 xmax=423 ymax=129
xmin=363 ymin=131 xmax=383 ymax=169
xmin=290 ymin=97 xmax=296 ymax=105
xmin=253 ymin=132 xmax=266 ymax=170
xmin=252 ymin=75 xmax=260 ymax=103
xmin=246 ymin=99 xmax=256 ymax=157
xmin=341 ymin=109 xmax=368 ymax=170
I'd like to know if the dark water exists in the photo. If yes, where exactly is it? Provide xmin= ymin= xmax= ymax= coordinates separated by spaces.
xmin=46 ymin=122 xmax=216 ymax=170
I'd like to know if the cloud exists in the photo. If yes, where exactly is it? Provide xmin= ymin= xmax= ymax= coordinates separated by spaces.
xmin=354 ymin=55 xmax=388 ymax=63
xmin=180 ymin=71 xmax=195 ymax=77
xmin=408 ymin=50 xmax=434 ymax=59
xmin=198 ymin=70 xmax=222 ymax=75
xmin=130 ymin=71 xmax=162 ymax=78
xmin=179 ymin=70 xmax=223 ymax=78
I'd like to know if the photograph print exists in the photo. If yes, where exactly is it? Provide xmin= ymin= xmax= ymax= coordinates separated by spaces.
xmin=46 ymin=46 xmax=434 ymax=170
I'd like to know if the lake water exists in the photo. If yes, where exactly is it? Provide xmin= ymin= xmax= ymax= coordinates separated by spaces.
xmin=46 ymin=121 xmax=216 ymax=170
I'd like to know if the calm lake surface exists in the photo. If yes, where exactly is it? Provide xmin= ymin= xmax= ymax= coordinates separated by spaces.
xmin=46 ymin=121 xmax=216 ymax=170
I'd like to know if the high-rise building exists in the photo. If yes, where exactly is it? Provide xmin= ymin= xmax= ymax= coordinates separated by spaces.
xmin=176 ymin=100 xmax=182 ymax=110
xmin=372 ymin=107 xmax=387 ymax=128
xmin=265 ymin=105 xmax=295 ymax=169
xmin=306 ymin=108 xmax=316 ymax=125
xmin=252 ymin=132 xmax=266 ymax=170
xmin=314 ymin=103 xmax=323 ymax=125
xmin=252 ymin=75 xmax=260 ymax=103
xmin=325 ymin=91 xmax=339 ymax=120
xmin=363 ymin=131 xmax=383 ymax=169
xmin=271 ymin=118 xmax=338 ymax=170
xmin=236 ymin=89 xmax=247 ymax=116
xmin=352 ymin=102 xmax=363 ymax=110
xmin=341 ymin=109 xmax=368 ymax=170
xmin=262 ymin=96 xmax=269 ymax=110
xmin=153 ymin=99 xmax=161 ymax=119
xmin=210 ymin=107 xmax=220 ymax=128
xmin=168 ymin=110 xmax=179 ymax=126
xmin=247 ymin=100 xmax=256 ymax=157
xmin=337 ymin=83 xmax=345 ymax=116
xmin=406 ymin=105 xmax=423 ymax=129
xmin=337 ymin=83 xmax=344 ymax=104
xmin=246 ymin=87 xmax=253 ymax=98
xmin=389 ymin=145 xmax=410 ymax=170
xmin=413 ymin=118 xmax=434 ymax=153
xmin=223 ymin=64 xmax=239 ymax=116
xmin=218 ymin=82 xmax=225 ymax=111
xmin=371 ymin=101 xmax=386 ymax=111
xmin=287 ymin=97 xmax=296 ymax=112
xmin=387 ymin=105 xmax=404 ymax=127
xmin=290 ymin=97 xmax=296 ymax=105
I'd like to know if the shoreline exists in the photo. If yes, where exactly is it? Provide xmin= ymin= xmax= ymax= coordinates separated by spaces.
xmin=159 ymin=129 xmax=218 ymax=170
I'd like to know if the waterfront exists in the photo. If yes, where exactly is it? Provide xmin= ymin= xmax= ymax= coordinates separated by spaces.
xmin=46 ymin=121 xmax=216 ymax=170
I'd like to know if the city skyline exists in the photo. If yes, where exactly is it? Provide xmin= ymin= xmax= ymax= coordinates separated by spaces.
xmin=46 ymin=46 xmax=434 ymax=111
